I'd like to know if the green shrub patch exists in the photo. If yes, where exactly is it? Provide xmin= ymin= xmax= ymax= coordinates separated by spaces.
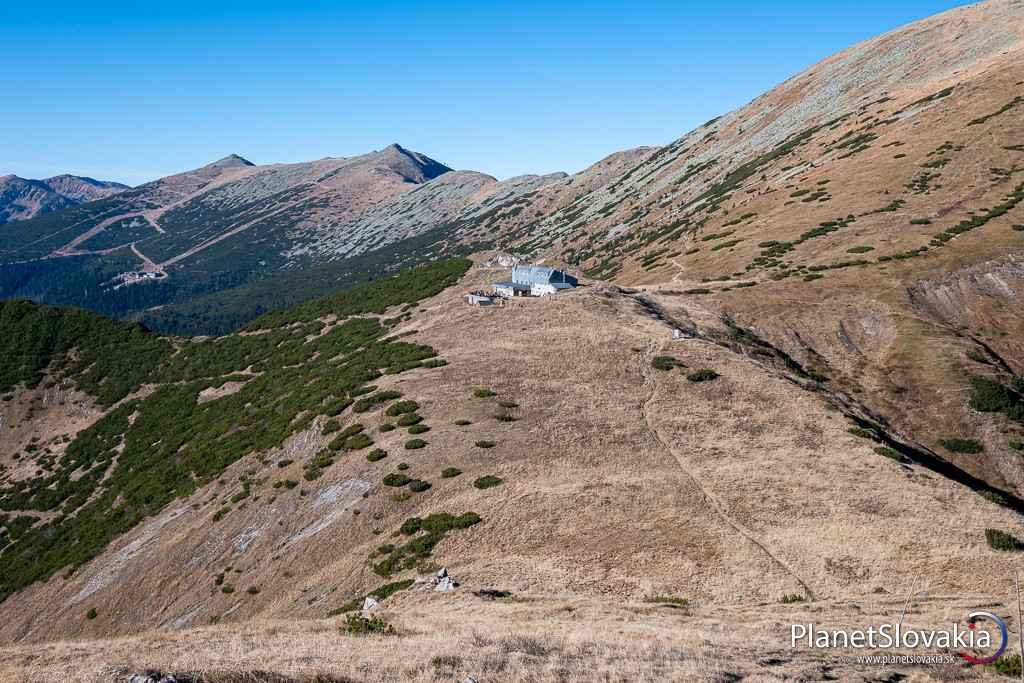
xmin=652 ymin=356 xmax=683 ymax=371
xmin=383 ymin=473 xmax=411 ymax=487
xmin=874 ymin=446 xmax=907 ymax=463
xmin=473 ymin=475 xmax=504 ymax=489
xmin=968 ymin=376 xmax=1024 ymax=425
xmin=370 ymin=578 xmax=415 ymax=601
xmin=328 ymin=424 xmax=366 ymax=451
xmin=939 ymin=438 xmax=984 ymax=454
xmin=373 ymin=512 xmax=481 ymax=576
xmin=385 ymin=400 xmax=420 ymax=417
xmin=340 ymin=613 xmax=396 ymax=636
xmin=686 ymin=369 xmax=720 ymax=382
xmin=645 ymin=595 xmax=688 ymax=607
xmin=986 ymin=529 xmax=1024 ymax=551
xmin=353 ymin=390 xmax=402 ymax=413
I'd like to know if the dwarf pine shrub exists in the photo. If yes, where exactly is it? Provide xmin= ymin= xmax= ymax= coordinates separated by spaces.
xmin=645 ymin=595 xmax=688 ymax=607
xmin=939 ymin=438 xmax=984 ymax=453
xmin=383 ymin=473 xmax=411 ymax=487
xmin=652 ymin=356 xmax=682 ymax=371
xmin=341 ymin=613 xmax=395 ymax=636
xmin=353 ymin=390 xmax=402 ymax=413
xmin=473 ymin=475 xmax=503 ymax=489
xmin=385 ymin=400 xmax=419 ymax=417
xmin=686 ymin=369 xmax=720 ymax=382
xmin=986 ymin=529 xmax=1024 ymax=551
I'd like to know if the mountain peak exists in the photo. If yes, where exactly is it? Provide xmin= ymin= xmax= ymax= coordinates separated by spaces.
xmin=373 ymin=143 xmax=451 ymax=183
xmin=208 ymin=154 xmax=255 ymax=169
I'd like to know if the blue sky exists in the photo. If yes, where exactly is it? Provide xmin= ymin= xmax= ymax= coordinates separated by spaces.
xmin=1 ymin=0 xmax=966 ymax=185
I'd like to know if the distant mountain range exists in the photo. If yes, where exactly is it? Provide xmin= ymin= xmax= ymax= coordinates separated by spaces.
xmin=0 ymin=143 xmax=649 ymax=333
xmin=0 ymin=174 xmax=128 ymax=224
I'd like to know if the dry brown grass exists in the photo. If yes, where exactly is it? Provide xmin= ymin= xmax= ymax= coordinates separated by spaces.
xmin=2 ymin=594 xmax=1016 ymax=682
xmin=0 ymin=611 xmax=726 ymax=682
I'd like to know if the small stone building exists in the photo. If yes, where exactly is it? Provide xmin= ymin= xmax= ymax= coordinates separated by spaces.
xmin=464 ymin=293 xmax=494 ymax=306
xmin=493 ymin=265 xmax=578 ymax=298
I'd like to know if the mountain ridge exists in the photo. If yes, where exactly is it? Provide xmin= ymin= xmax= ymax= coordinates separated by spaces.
xmin=0 ymin=173 xmax=129 ymax=225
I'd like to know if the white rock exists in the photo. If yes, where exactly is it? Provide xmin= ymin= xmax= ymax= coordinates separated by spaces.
xmin=435 ymin=576 xmax=458 ymax=592
xmin=362 ymin=596 xmax=379 ymax=611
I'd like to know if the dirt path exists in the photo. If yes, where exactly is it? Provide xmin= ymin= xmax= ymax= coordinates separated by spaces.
xmin=52 ymin=213 xmax=143 ymax=255
xmin=42 ymin=164 xmax=257 ymax=262
xmin=141 ymin=209 xmax=166 ymax=234
xmin=130 ymin=243 xmax=163 ymax=274
xmin=670 ymin=258 xmax=685 ymax=282
xmin=639 ymin=341 xmax=818 ymax=601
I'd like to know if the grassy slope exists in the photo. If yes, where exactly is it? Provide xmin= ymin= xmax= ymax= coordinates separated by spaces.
xmin=0 ymin=258 xmax=471 ymax=603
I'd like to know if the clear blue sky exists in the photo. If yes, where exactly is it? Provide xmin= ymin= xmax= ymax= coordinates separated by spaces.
xmin=1 ymin=0 xmax=967 ymax=186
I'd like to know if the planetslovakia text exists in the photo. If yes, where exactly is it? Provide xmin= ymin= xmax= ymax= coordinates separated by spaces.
xmin=791 ymin=623 xmax=991 ymax=650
